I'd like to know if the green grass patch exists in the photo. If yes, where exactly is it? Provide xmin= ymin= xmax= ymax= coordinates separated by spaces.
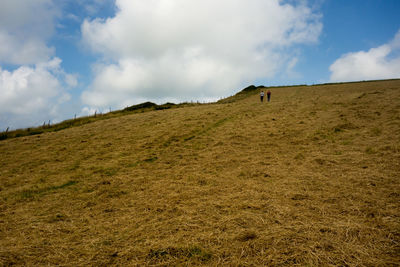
xmin=18 ymin=180 xmax=78 ymax=200
xmin=143 ymin=157 xmax=158 ymax=163
xmin=148 ymin=246 xmax=212 ymax=262
xmin=365 ymin=147 xmax=376 ymax=154
xmin=91 ymin=167 xmax=119 ymax=176
xmin=332 ymin=123 xmax=358 ymax=133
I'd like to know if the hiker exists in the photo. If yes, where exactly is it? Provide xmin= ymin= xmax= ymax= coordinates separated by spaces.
xmin=260 ymin=90 xmax=264 ymax=102
xmin=267 ymin=90 xmax=271 ymax=102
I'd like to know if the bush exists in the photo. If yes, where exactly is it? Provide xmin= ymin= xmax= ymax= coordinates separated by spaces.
xmin=0 ymin=133 xmax=8 ymax=140
xmin=124 ymin=102 xmax=157 ymax=111
xmin=155 ymin=103 xmax=177 ymax=110
xmin=241 ymin=85 xmax=257 ymax=92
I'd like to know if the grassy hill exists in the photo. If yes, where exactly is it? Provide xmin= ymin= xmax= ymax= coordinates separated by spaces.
xmin=0 ymin=80 xmax=399 ymax=266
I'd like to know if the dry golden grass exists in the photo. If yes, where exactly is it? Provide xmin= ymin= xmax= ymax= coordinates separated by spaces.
xmin=0 ymin=80 xmax=399 ymax=266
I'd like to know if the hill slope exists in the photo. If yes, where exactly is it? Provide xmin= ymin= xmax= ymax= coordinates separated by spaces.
xmin=1 ymin=80 xmax=399 ymax=265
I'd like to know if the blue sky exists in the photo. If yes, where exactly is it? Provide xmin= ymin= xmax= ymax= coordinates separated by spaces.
xmin=293 ymin=0 xmax=400 ymax=85
xmin=1 ymin=0 xmax=399 ymax=130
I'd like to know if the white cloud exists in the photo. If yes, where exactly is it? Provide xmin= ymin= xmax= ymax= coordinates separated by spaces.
xmin=65 ymin=13 xmax=81 ymax=23
xmin=0 ymin=0 xmax=60 ymax=65
xmin=0 ymin=31 xmax=55 ymax=65
xmin=0 ymin=0 xmax=80 ymax=129
xmin=329 ymin=30 xmax=400 ymax=82
xmin=0 ymin=58 xmax=73 ymax=129
xmin=81 ymin=106 xmax=96 ymax=116
xmin=65 ymin=73 xmax=78 ymax=88
xmin=81 ymin=0 xmax=322 ymax=109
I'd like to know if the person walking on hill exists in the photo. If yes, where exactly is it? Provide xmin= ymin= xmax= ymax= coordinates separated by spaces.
xmin=260 ymin=90 xmax=265 ymax=102
xmin=267 ymin=90 xmax=271 ymax=102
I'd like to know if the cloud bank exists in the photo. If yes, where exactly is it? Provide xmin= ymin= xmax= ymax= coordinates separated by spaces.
xmin=0 ymin=0 xmax=59 ymax=65
xmin=0 ymin=0 xmax=77 ymax=129
xmin=81 ymin=0 xmax=322 ymax=110
xmin=330 ymin=30 xmax=400 ymax=82
xmin=0 ymin=58 xmax=73 ymax=129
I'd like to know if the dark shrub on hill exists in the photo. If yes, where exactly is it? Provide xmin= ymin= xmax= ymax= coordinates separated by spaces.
xmin=239 ymin=85 xmax=265 ymax=94
xmin=155 ymin=102 xmax=177 ymax=110
xmin=124 ymin=102 xmax=157 ymax=111
xmin=241 ymin=85 xmax=257 ymax=92
xmin=0 ymin=133 xmax=7 ymax=140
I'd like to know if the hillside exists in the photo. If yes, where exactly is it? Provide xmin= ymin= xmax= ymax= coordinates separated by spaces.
xmin=0 ymin=80 xmax=399 ymax=265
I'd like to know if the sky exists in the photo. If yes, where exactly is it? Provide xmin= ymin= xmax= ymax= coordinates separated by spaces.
xmin=0 ymin=0 xmax=399 ymax=130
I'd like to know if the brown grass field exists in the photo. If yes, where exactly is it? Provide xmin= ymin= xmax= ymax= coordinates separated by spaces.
xmin=0 ymin=80 xmax=399 ymax=266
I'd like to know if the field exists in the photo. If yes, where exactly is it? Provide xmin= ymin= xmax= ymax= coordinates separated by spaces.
xmin=0 ymin=80 xmax=399 ymax=266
